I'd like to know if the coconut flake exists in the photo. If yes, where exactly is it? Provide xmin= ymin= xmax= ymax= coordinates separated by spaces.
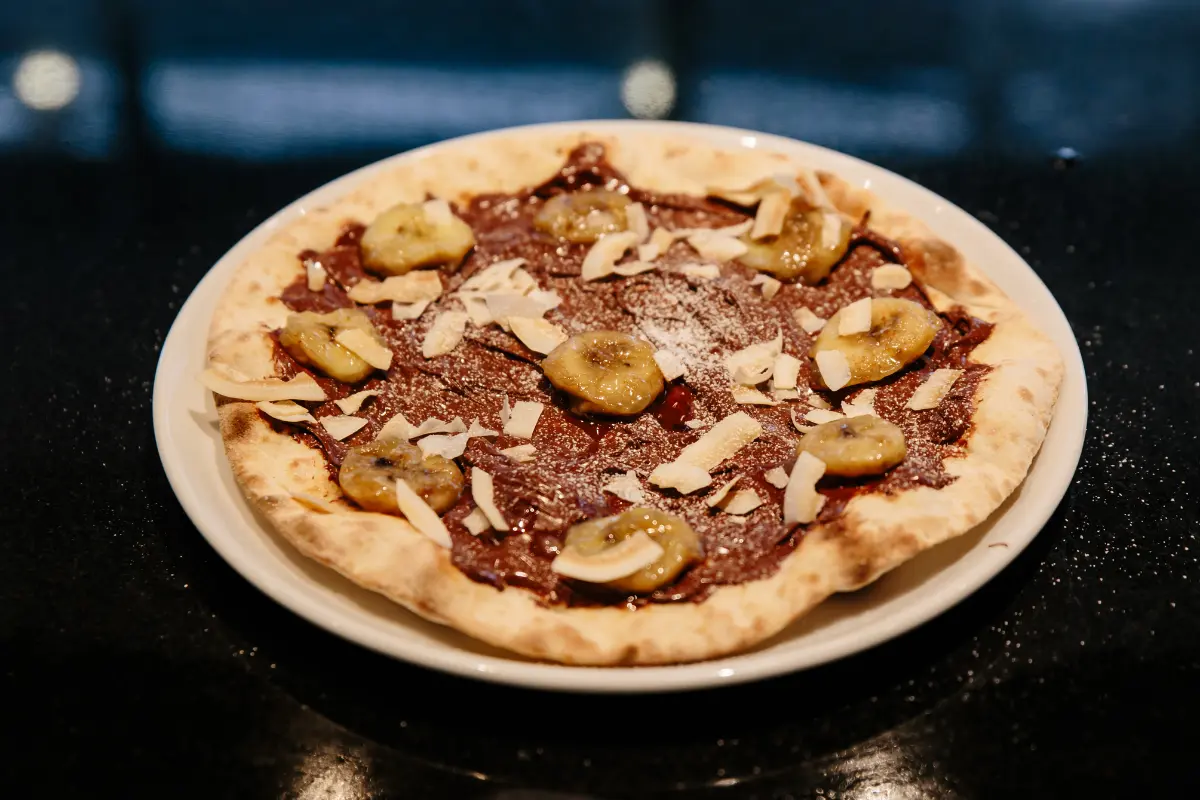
xmin=499 ymin=443 xmax=536 ymax=463
xmin=391 ymin=300 xmax=430 ymax=321
xmin=422 ymin=311 xmax=468 ymax=358
xmin=199 ymin=370 xmax=326 ymax=402
xmin=705 ymin=476 xmax=742 ymax=507
xmin=842 ymin=388 xmax=878 ymax=418
xmin=470 ymin=467 xmax=509 ymax=532
xmin=603 ymin=470 xmax=646 ymax=504
xmin=334 ymin=390 xmax=380 ymax=415
xmin=772 ymin=353 xmax=802 ymax=390
xmin=509 ymin=317 xmax=567 ymax=354
xmin=725 ymin=332 xmax=783 ymax=385
xmin=645 ymin=462 xmax=712 ymax=494
xmin=462 ymin=507 xmax=491 ymax=535
xmin=650 ymin=410 xmax=762 ymax=494
xmin=485 ymin=291 xmax=562 ymax=328
xmin=773 ymin=388 xmax=802 ymax=402
xmin=413 ymin=416 xmax=467 ymax=437
xmin=626 ymin=202 xmax=650 ymax=242
xmin=721 ymin=489 xmax=763 ymax=516
xmin=460 ymin=295 xmax=494 ymax=327
xmin=376 ymin=412 xmax=416 ymax=441
xmin=394 ymin=478 xmax=452 ymax=548
xmin=466 ymin=418 xmax=499 ymax=438
xmin=794 ymin=307 xmax=827 ymax=334
xmin=640 ymin=227 xmax=675 ymax=262
xmin=764 ymin=467 xmax=790 ymax=489
xmin=750 ymin=274 xmax=782 ymax=300
xmin=871 ymin=264 xmax=913 ymax=291
xmin=807 ymin=393 xmax=832 ymax=409
xmin=838 ymin=298 xmax=873 ymax=336
xmin=418 ymin=432 xmax=469 ymax=460
xmin=684 ymin=419 xmax=706 ymax=429
xmin=805 ymin=408 xmax=846 ymax=425
xmin=499 ymin=395 xmax=511 ymax=428
xmin=422 ymin=197 xmax=453 ymax=227
xmin=581 ymin=231 xmax=639 ymax=281
xmin=686 ymin=232 xmax=748 ymax=262
xmin=751 ymin=188 xmax=793 ymax=240
xmin=799 ymin=167 xmax=832 ymax=210
xmin=679 ymin=263 xmax=721 ymax=280
xmin=611 ymin=260 xmax=658 ymax=277
xmin=783 ymin=451 xmax=827 ymax=526
xmin=320 ymin=415 xmax=368 ymax=441
xmin=348 ymin=271 xmax=443 ymax=304
xmin=306 ymin=261 xmax=327 ymax=292
xmin=814 ymin=350 xmax=851 ymax=391
xmin=820 ymin=212 xmax=844 ymax=249
xmin=551 ymin=531 xmax=664 ymax=583
xmin=907 ymin=368 xmax=964 ymax=410
xmin=458 ymin=258 xmax=527 ymax=293
xmin=731 ymin=385 xmax=778 ymax=405
xmin=334 ymin=328 xmax=393 ymax=370
xmin=653 ymin=349 xmax=686 ymax=382
xmin=255 ymin=400 xmax=317 ymax=425
xmin=503 ymin=400 xmax=543 ymax=439
xmin=790 ymin=407 xmax=810 ymax=433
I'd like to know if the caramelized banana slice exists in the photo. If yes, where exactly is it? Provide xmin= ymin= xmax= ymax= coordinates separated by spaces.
xmin=542 ymin=330 xmax=664 ymax=416
xmin=534 ymin=189 xmax=631 ymax=243
xmin=737 ymin=199 xmax=851 ymax=284
xmin=360 ymin=200 xmax=476 ymax=276
xmin=796 ymin=415 xmax=907 ymax=477
xmin=563 ymin=507 xmax=703 ymax=593
xmin=810 ymin=298 xmax=940 ymax=388
xmin=339 ymin=438 xmax=464 ymax=514
xmin=279 ymin=308 xmax=387 ymax=383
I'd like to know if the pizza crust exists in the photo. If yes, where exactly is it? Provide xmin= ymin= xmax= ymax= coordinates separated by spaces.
xmin=207 ymin=129 xmax=1064 ymax=665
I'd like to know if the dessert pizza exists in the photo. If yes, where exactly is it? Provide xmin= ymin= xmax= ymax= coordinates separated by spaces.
xmin=200 ymin=129 xmax=1063 ymax=665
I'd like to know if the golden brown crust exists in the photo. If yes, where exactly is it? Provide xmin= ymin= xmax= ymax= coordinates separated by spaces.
xmin=206 ymin=129 xmax=1064 ymax=665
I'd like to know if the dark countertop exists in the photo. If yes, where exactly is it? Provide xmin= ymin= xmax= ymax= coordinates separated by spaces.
xmin=3 ymin=3 xmax=1200 ymax=797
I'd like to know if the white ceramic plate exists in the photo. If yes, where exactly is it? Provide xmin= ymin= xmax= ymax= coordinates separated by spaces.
xmin=153 ymin=120 xmax=1087 ymax=693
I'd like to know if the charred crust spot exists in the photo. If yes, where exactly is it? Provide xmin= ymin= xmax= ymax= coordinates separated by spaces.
xmin=228 ymin=407 xmax=254 ymax=441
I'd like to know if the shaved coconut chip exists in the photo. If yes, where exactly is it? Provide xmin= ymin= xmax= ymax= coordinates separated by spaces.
xmin=686 ymin=232 xmax=748 ymax=262
xmin=684 ymin=419 xmax=706 ymax=429
xmin=418 ymin=433 xmax=468 ymax=460
xmin=422 ymin=311 xmax=468 ymax=358
xmin=708 ymin=175 xmax=800 ymax=207
xmin=772 ymin=353 xmax=802 ymax=390
xmin=611 ymin=260 xmax=657 ymax=277
xmin=815 ymin=350 xmax=851 ymax=391
xmin=348 ymin=271 xmax=442 ymax=304
xmin=871 ymin=264 xmax=913 ymax=290
xmin=334 ymin=328 xmax=393 ymax=370
xmin=199 ymin=369 xmax=326 ymax=402
xmin=462 ymin=507 xmax=491 ymax=535
xmin=626 ymin=202 xmax=650 ymax=242
xmin=725 ymin=332 xmax=783 ymax=385
xmin=422 ymin=197 xmax=453 ymax=227
xmin=255 ymin=400 xmax=316 ymax=425
xmin=466 ymin=419 xmax=499 ymax=438
xmin=644 ymin=227 xmax=675 ymax=260
xmin=653 ymin=349 xmax=686 ymax=382
xmin=485 ymin=292 xmax=558 ymax=329
xmin=551 ymin=531 xmax=664 ymax=583
xmin=413 ymin=416 xmax=467 ymax=437
xmin=783 ymin=451 xmax=827 ymax=526
xmin=320 ymin=415 xmax=368 ymax=441
xmin=750 ymin=274 xmax=782 ymax=300
xmin=751 ymin=188 xmax=793 ymax=240
xmin=838 ymin=298 xmax=873 ymax=336
xmin=842 ymin=388 xmax=877 ymax=418
xmin=603 ymin=470 xmax=646 ymax=504
xmin=499 ymin=443 xmax=536 ymax=463
xmin=391 ymin=300 xmax=429 ymax=321
xmin=503 ymin=401 xmax=543 ymax=439
xmin=732 ymin=385 xmax=778 ymax=405
xmin=394 ymin=478 xmax=452 ymax=548
xmin=636 ymin=243 xmax=660 ymax=262
xmin=459 ymin=259 xmax=527 ymax=293
xmin=821 ymin=212 xmax=844 ymax=250
xmin=679 ymin=263 xmax=721 ymax=280
xmin=907 ymin=368 xmax=964 ymax=410
xmin=646 ymin=462 xmax=712 ymax=494
xmin=306 ymin=261 xmax=326 ymax=292
xmin=458 ymin=294 xmax=493 ymax=326
xmin=581 ymin=231 xmax=639 ymax=281
xmin=764 ymin=467 xmax=790 ymax=488
xmin=705 ymin=476 xmax=742 ymax=507
xmin=510 ymin=317 xmax=567 ymax=354
xmin=799 ymin=167 xmax=832 ymax=209
xmin=805 ymin=408 xmax=846 ymax=425
xmin=794 ymin=307 xmax=827 ymax=334
xmin=499 ymin=395 xmax=511 ymax=428
xmin=773 ymin=387 xmax=802 ymax=402
xmin=721 ymin=489 xmax=763 ymax=516
xmin=713 ymin=219 xmax=755 ymax=238
xmin=334 ymin=390 xmax=380 ymax=415
xmin=376 ymin=412 xmax=416 ymax=441
xmin=807 ymin=393 xmax=832 ymax=409
xmin=291 ymin=492 xmax=340 ymax=514
xmin=790 ymin=408 xmax=810 ymax=433
xmin=470 ymin=467 xmax=509 ymax=532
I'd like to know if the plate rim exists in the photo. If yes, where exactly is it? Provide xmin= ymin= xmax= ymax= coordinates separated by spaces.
xmin=153 ymin=119 xmax=1088 ymax=693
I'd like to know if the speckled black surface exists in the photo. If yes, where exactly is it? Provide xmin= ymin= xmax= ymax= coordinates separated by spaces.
xmin=5 ymin=18 xmax=1200 ymax=798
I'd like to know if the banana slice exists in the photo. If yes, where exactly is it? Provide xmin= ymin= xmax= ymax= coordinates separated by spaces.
xmin=796 ymin=415 xmax=907 ymax=477
xmin=360 ymin=200 xmax=476 ymax=276
xmin=339 ymin=438 xmax=464 ymax=514
xmin=542 ymin=330 xmax=664 ymax=416
xmin=562 ymin=507 xmax=703 ymax=593
xmin=534 ymin=189 xmax=632 ymax=243
xmin=278 ymin=308 xmax=388 ymax=383
xmin=810 ymin=298 xmax=940 ymax=388
xmin=737 ymin=199 xmax=851 ymax=284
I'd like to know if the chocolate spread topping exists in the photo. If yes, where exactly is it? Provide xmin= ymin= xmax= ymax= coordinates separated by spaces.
xmin=269 ymin=143 xmax=993 ymax=606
